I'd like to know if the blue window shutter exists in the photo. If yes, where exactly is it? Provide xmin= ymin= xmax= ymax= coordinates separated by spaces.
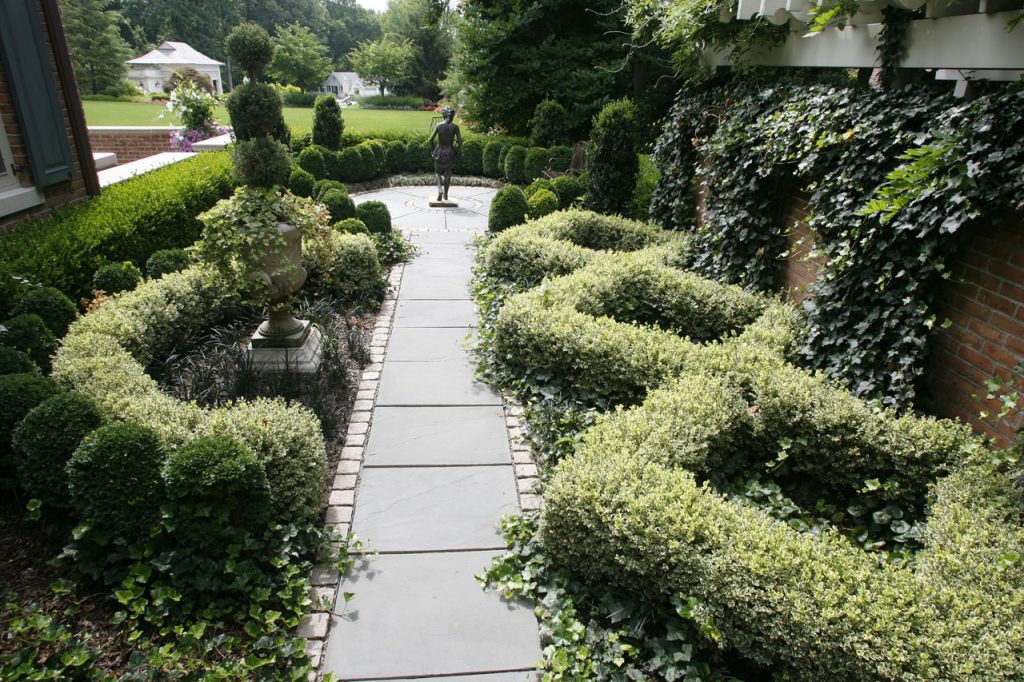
xmin=0 ymin=0 xmax=74 ymax=188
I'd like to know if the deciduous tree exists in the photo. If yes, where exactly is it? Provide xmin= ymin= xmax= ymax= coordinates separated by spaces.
xmin=349 ymin=38 xmax=415 ymax=96
xmin=268 ymin=22 xmax=331 ymax=90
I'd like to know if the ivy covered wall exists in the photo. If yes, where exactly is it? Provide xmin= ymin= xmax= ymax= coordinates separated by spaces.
xmin=650 ymin=74 xmax=1024 ymax=442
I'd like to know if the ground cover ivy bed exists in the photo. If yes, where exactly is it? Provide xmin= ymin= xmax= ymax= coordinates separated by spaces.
xmin=474 ymin=209 xmax=1023 ymax=680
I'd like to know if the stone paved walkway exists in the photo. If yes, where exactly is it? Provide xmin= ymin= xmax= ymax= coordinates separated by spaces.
xmin=321 ymin=186 xmax=542 ymax=680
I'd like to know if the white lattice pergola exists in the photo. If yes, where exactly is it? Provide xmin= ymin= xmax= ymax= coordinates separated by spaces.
xmin=707 ymin=0 xmax=1024 ymax=94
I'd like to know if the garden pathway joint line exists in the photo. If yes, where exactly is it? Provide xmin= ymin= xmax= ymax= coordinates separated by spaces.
xmin=320 ymin=185 xmax=542 ymax=681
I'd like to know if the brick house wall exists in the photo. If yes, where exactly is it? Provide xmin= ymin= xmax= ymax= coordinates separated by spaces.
xmin=0 ymin=0 xmax=93 ymax=233
xmin=88 ymin=126 xmax=180 ymax=164
xmin=771 ymin=195 xmax=1024 ymax=447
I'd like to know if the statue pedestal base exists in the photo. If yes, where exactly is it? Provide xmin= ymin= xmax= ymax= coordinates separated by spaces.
xmin=251 ymin=319 xmax=312 ymax=349
xmin=245 ymin=325 xmax=322 ymax=374
xmin=429 ymin=200 xmax=458 ymax=208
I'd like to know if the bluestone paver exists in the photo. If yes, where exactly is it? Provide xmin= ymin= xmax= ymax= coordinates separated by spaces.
xmin=399 ymin=269 xmax=473 ymax=299
xmin=365 ymin=407 xmax=511 ymax=465
xmin=377 ymin=360 xmax=501 ymax=406
xmin=395 ymin=299 xmax=477 ymax=327
xmin=352 ymin=466 xmax=517 ymax=551
xmin=324 ymin=551 xmax=539 ymax=679
xmin=387 ymin=327 xmax=470 ymax=362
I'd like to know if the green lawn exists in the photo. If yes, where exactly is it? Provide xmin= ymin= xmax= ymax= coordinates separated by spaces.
xmin=82 ymin=100 xmax=437 ymax=134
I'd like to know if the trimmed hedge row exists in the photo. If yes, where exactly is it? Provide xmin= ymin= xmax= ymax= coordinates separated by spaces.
xmin=0 ymin=153 xmax=234 ymax=301
xmin=52 ymin=265 xmax=327 ymax=524
xmin=492 ymin=251 xmax=799 ymax=405
xmin=542 ymin=451 xmax=1022 ymax=680
xmin=474 ymin=210 xmax=1016 ymax=679
xmin=480 ymin=209 xmax=686 ymax=287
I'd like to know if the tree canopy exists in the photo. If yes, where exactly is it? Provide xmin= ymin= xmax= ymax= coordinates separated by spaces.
xmin=62 ymin=0 xmax=132 ymax=95
xmin=380 ymin=0 xmax=452 ymax=98
xmin=349 ymin=37 xmax=415 ymax=96
xmin=444 ymin=0 xmax=675 ymax=139
xmin=268 ymin=22 xmax=332 ymax=90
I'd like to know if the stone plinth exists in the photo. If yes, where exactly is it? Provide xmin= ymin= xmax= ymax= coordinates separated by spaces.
xmin=245 ymin=325 xmax=323 ymax=373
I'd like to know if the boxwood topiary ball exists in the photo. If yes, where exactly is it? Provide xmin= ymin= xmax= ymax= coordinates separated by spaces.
xmin=357 ymin=145 xmax=377 ymax=181
xmin=145 ymin=249 xmax=191 ymax=279
xmin=298 ymin=146 xmax=327 ymax=180
xmin=525 ymin=178 xmax=556 ymax=199
xmin=335 ymin=147 xmax=364 ymax=183
xmin=289 ymin=167 xmax=315 ymax=198
xmin=11 ymin=287 xmax=77 ymax=339
xmin=67 ymin=422 xmax=166 ymax=541
xmin=524 ymin=147 xmax=549 ymax=184
xmin=0 ymin=372 xmax=57 ymax=469
xmin=385 ymin=139 xmax=406 ymax=174
xmin=356 ymin=201 xmax=392 ymax=235
xmin=313 ymin=179 xmax=346 ymax=201
xmin=527 ymin=188 xmax=559 ymax=219
xmin=482 ymin=141 xmax=505 ymax=178
xmin=456 ymin=137 xmax=484 ymax=176
xmin=334 ymin=218 xmax=368 ymax=234
xmin=488 ymin=185 xmax=529 ymax=232
xmin=12 ymin=392 xmax=104 ymax=510
xmin=0 ymin=347 xmax=39 ymax=376
xmin=551 ymin=175 xmax=586 ymax=209
xmin=163 ymin=434 xmax=272 ymax=545
xmin=225 ymin=22 xmax=274 ymax=79
xmin=93 ymin=261 xmax=142 ymax=295
xmin=503 ymin=145 xmax=527 ymax=184
xmin=1 ymin=314 xmax=57 ymax=372
xmin=321 ymin=188 xmax=356 ymax=223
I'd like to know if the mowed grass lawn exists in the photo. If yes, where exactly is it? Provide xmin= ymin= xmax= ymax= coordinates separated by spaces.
xmin=82 ymin=100 xmax=438 ymax=134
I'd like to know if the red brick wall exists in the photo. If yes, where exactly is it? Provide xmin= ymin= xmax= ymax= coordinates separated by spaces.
xmin=767 ymin=193 xmax=1024 ymax=447
xmin=925 ymin=219 xmax=1024 ymax=446
xmin=0 ymin=0 xmax=90 ymax=233
xmin=776 ymin=192 xmax=823 ymax=303
xmin=88 ymin=126 xmax=179 ymax=164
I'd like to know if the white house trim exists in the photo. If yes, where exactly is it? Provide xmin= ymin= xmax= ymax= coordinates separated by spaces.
xmin=708 ymin=2 xmax=1024 ymax=92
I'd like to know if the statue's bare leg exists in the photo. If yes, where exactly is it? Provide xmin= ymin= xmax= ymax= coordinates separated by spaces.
xmin=435 ymin=167 xmax=443 ymax=201
xmin=443 ymin=169 xmax=452 ymax=200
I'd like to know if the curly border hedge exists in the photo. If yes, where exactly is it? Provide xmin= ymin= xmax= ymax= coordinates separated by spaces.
xmin=52 ymin=265 xmax=327 ymax=525
xmin=475 ymin=209 xmax=1020 ymax=680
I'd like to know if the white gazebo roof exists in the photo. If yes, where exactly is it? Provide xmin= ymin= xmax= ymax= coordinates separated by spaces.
xmin=127 ymin=41 xmax=224 ymax=67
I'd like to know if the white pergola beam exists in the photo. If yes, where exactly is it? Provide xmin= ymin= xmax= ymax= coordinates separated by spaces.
xmin=707 ymin=11 xmax=1024 ymax=69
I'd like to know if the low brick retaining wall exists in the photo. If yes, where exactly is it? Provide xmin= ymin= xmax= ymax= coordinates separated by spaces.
xmin=87 ymin=126 xmax=179 ymax=164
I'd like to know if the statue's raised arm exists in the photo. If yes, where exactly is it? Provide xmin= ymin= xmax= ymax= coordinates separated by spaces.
xmin=429 ymin=106 xmax=462 ymax=204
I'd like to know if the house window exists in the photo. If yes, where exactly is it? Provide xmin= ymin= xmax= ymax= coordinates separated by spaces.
xmin=0 ymin=110 xmax=44 ymax=217
xmin=0 ymin=114 xmax=21 ymax=191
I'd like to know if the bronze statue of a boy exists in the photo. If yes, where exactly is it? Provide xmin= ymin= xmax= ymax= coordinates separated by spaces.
xmin=428 ymin=106 xmax=462 ymax=202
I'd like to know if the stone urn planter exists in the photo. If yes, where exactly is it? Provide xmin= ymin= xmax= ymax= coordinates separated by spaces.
xmin=249 ymin=222 xmax=310 ymax=347
xmin=246 ymin=222 xmax=322 ymax=371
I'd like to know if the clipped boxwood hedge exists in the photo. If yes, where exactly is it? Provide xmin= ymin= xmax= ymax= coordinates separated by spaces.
xmin=0 ymin=152 xmax=234 ymax=300
xmin=479 ymin=209 xmax=687 ymax=288
xmin=52 ymin=265 xmax=327 ymax=525
xmin=473 ymin=208 xmax=1017 ymax=680
xmin=542 ymin=450 xmax=1022 ymax=680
